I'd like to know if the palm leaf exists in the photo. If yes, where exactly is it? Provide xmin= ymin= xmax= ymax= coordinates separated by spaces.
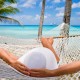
xmin=0 ymin=0 xmax=20 ymax=25
xmin=0 ymin=6 xmax=19 ymax=15
xmin=0 ymin=0 xmax=16 ymax=7
xmin=0 ymin=16 xmax=21 ymax=25
xmin=0 ymin=0 xmax=5 ymax=7
xmin=6 ymin=0 xmax=17 ymax=3
xmin=0 ymin=0 xmax=17 ymax=8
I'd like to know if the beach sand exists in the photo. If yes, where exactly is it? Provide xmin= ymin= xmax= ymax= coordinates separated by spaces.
xmin=0 ymin=36 xmax=80 ymax=80
xmin=0 ymin=36 xmax=61 ymax=57
xmin=0 ymin=36 xmax=42 ymax=57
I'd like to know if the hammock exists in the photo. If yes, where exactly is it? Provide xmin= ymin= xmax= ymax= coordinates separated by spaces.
xmin=55 ymin=36 xmax=80 ymax=80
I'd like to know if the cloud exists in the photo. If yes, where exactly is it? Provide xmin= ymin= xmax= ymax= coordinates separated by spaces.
xmin=10 ymin=4 xmax=17 ymax=8
xmin=39 ymin=1 xmax=53 ymax=9
xmin=34 ymin=14 xmax=40 ymax=20
xmin=21 ymin=0 xmax=37 ymax=8
xmin=51 ymin=0 xmax=65 ymax=3
xmin=7 ymin=14 xmax=52 ymax=25
xmin=53 ymin=0 xmax=61 ymax=3
xmin=46 ymin=6 xmax=53 ymax=9
xmin=55 ymin=7 xmax=64 ymax=12
xmin=35 ymin=14 xmax=51 ymax=20
xmin=72 ymin=2 xmax=80 ymax=8
xmin=76 ymin=12 xmax=80 ymax=16
xmin=56 ymin=12 xmax=64 ymax=17
xmin=39 ymin=1 xmax=42 ymax=7
xmin=55 ymin=7 xmax=64 ymax=17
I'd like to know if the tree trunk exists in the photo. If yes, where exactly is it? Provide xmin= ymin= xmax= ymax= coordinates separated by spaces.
xmin=62 ymin=0 xmax=72 ymax=37
xmin=38 ymin=0 xmax=46 ymax=39
xmin=63 ymin=0 xmax=72 ymax=25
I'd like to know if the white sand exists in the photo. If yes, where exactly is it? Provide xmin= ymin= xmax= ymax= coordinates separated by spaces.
xmin=0 ymin=36 xmax=61 ymax=57
xmin=0 ymin=36 xmax=42 ymax=57
xmin=0 ymin=36 xmax=40 ymax=45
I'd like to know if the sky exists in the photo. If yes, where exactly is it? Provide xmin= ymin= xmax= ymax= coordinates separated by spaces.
xmin=1 ymin=0 xmax=80 ymax=25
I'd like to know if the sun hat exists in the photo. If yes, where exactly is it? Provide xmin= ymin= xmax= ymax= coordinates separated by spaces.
xmin=18 ymin=47 xmax=58 ymax=70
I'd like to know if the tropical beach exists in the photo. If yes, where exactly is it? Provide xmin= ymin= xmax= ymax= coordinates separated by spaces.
xmin=0 ymin=26 xmax=80 ymax=80
xmin=0 ymin=0 xmax=80 ymax=80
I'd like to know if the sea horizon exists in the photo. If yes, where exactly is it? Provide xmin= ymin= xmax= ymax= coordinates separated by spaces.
xmin=0 ymin=25 xmax=80 ymax=39
xmin=0 ymin=24 xmax=80 ymax=26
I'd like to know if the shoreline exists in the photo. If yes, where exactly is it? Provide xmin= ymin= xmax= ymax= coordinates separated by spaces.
xmin=0 ymin=36 xmax=40 ymax=45
xmin=0 ymin=35 xmax=80 ymax=45
xmin=0 ymin=36 xmax=42 ymax=57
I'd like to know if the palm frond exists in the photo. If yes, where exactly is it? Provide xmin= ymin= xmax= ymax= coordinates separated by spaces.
xmin=0 ymin=0 xmax=5 ymax=7
xmin=0 ymin=0 xmax=21 ymax=25
xmin=0 ymin=0 xmax=16 ymax=8
xmin=0 ymin=6 xmax=19 ymax=15
xmin=0 ymin=16 xmax=21 ymax=25
xmin=6 ymin=0 xmax=17 ymax=3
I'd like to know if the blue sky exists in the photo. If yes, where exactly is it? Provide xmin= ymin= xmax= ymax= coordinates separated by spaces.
xmin=1 ymin=0 xmax=80 ymax=25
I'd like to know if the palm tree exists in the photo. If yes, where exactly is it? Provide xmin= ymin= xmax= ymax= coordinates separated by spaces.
xmin=38 ymin=0 xmax=46 ymax=39
xmin=63 ymin=0 xmax=72 ymax=37
xmin=0 ymin=0 xmax=20 ymax=24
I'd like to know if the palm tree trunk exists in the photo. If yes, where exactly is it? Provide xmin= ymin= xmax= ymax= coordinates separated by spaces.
xmin=38 ymin=0 xmax=46 ymax=39
xmin=59 ymin=0 xmax=72 ymax=56
xmin=63 ymin=0 xmax=72 ymax=25
xmin=62 ymin=0 xmax=72 ymax=37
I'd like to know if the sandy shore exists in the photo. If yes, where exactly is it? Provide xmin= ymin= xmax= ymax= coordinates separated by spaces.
xmin=0 ymin=35 xmax=80 ymax=57
xmin=0 ymin=36 xmax=40 ymax=45
xmin=0 ymin=36 xmax=42 ymax=57
xmin=0 ymin=36 xmax=61 ymax=56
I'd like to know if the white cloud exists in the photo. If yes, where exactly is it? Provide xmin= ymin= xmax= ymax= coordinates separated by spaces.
xmin=35 ymin=14 xmax=51 ymax=20
xmin=55 ymin=7 xmax=64 ymax=17
xmin=35 ymin=14 xmax=40 ymax=20
xmin=7 ymin=14 xmax=51 ymax=25
xmin=56 ymin=12 xmax=64 ymax=17
xmin=39 ymin=1 xmax=53 ymax=9
xmin=72 ymin=2 xmax=80 ymax=8
xmin=51 ymin=0 xmax=65 ymax=3
xmin=46 ymin=0 xmax=61 ymax=3
xmin=76 ymin=12 xmax=80 ymax=16
xmin=44 ymin=15 xmax=48 ymax=19
xmin=55 ymin=7 xmax=64 ymax=12
xmin=46 ymin=6 xmax=53 ymax=9
xmin=39 ymin=1 xmax=42 ymax=7
xmin=21 ymin=0 xmax=37 ymax=8
xmin=53 ymin=0 xmax=61 ymax=3
xmin=10 ymin=4 xmax=17 ymax=8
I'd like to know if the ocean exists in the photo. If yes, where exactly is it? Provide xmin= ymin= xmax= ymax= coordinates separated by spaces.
xmin=0 ymin=25 xmax=80 ymax=39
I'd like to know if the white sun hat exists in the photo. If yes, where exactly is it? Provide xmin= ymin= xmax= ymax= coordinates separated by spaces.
xmin=18 ymin=47 xmax=58 ymax=70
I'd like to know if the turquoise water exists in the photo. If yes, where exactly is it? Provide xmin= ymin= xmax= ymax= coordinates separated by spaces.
xmin=0 ymin=25 xmax=80 ymax=39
